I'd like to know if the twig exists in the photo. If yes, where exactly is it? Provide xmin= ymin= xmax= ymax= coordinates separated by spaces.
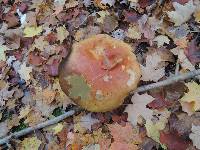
xmin=1 ymin=69 xmax=200 ymax=146
xmin=0 ymin=110 xmax=75 ymax=145
xmin=132 ymin=69 xmax=200 ymax=94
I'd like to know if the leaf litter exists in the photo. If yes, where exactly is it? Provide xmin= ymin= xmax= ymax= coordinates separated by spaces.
xmin=0 ymin=0 xmax=200 ymax=150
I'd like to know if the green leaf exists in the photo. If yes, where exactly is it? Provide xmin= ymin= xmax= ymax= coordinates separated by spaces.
xmin=65 ymin=74 xmax=91 ymax=100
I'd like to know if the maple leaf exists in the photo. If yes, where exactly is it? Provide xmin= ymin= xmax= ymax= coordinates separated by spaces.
xmin=140 ymin=52 xmax=165 ymax=82
xmin=125 ymin=93 xmax=154 ymax=126
xmin=48 ymin=123 xmax=64 ymax=134
xmin=145 ymin=109 xmax=170 ymax=149
xmin=0 ymin=85 xmax=15 ymax=107
xmin=167 ymin=0 xmax=196 ymax=26
xmin=180 ymin=82 xmax=200 ymax=115
xmin=18 ymin=62 xmax=32 ymax=81
xmin=185 ymin=39 xmax=200 ymax=64
xmin=153 ymin=35 xmax=170 ymax=48
xmin=108 ymin=122 xmax=141 ymax=150
xmin=171 ymin=48 xmax=195 ymax=71
xmin=189 ymin=124 xmax=200 ymax=149
xmin=18 ymin=105 xmax=32 ymax=119
xmin=125 ymin=25 xmax=141 ymax=40
xmin=0 ymin=45 xmax=9 ymax=61
xmin=108 ymin=122 xmax=142 ymax=144
xmin=79 ymin=113 xmax=100 ymax=131
xmin=23 ymin=26 xmax=43 ymax=37
xmin=20 ymin=137 xmax=42 ymax=150
xmin=194 ymin=7 xmax=200 ymax=23
xmin=56 ymin=26 xmax=69 ymax=43
xmin=160 ymin=131 xmax=190 ymax=150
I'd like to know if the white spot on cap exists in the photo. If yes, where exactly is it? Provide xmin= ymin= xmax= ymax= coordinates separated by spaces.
xmin=103 ymin=74 xmax=112 ymax=82
xmin=96 ymin=90 xmax=104 ymax=100
xmin=126 ymin=69 xmax=135 ymax=87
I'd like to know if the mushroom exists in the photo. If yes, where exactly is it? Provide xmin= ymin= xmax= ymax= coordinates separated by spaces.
xmin=59 ymin=34 xmax=141 ymax=112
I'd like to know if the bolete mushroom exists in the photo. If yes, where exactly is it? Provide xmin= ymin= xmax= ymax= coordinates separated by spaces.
xmin=59 ymin=34 xmax=141 ymax=112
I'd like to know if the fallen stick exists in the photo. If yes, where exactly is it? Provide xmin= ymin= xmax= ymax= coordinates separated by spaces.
xmin=133 ymin=69 xmax=200 ymax=94
xmin=0 ymin=110 xmax=75 ymax=145
xmin=1 ymin=69 xmax=200 ymax=146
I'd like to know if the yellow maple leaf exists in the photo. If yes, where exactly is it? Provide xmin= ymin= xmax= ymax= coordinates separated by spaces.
xmin=19 ymin=137 xmax=41 ymax=150
xmin=194 ymin=8 xmax=200 ymax=23
xmin=0 ymin=45 xmax=8 ymax=61
xmin=52 ymin=123 xmax=64 ymax=134
xmin=23 ymin=26 xmax=42 ymax=37
xmin=18 ymin=105 xmax=31 ymax=119
xmin=145 ymin=109 xmax=170 ymax=149
xmin=180 ymin=82 xmax=200 ymax=115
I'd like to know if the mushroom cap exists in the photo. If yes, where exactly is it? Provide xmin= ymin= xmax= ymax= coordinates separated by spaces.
xmin=59 ymin=34 xmax=141 ymax=112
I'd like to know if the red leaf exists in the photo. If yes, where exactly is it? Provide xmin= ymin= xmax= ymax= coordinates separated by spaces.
xmin=148 ymin=89 xmax=172 ymax=109
xmin=18 ymin=3 xmax=28 ymax=13
xmin=172 ymin=0 xmax=189 ymax=4
xmin=28 ymin=52 xmax=45 ymax=66
xmin=4 ymin=13 xmax=19 ymax=28
xmin=148 ymin=97 xmax=172 ymax=109
xmin=184 ymin=39 xmax=200 ymax=64
xmin=160 ymin=131 xmax=190 ymax=150
xmin=123 ymin=10 xmax=141 ymax=23
xmin=138 ymin=0 xmax=156 ymax=9
xmin=45 ymin=33 xmax=57 ymax=44
xmin=45 ymin=59 xmax=60 ymax=76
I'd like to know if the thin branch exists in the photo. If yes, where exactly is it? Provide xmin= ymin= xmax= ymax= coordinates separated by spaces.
xmin=1 ymin=69 xmax=200 ymax=146
xmin=133 ymin=69 xmax=200 ymax=94
xmin=0 ymin=110 xmax=75 ymax=145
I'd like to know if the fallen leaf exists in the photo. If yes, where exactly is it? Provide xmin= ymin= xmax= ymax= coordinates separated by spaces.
xmin=18 ymin=105 xmax=32 ymax=119
xmin=102 ymin=15 xmax=118 ymax=33
xmin=171 ymin=48 xmax=195 ymax=71
xmin=0 ymin=122 xmax=8 ymax=138
xmin=160 ymin=131 xmax=190 ymax=150
xmin=125 ymin=25 xmax=141 ymax=40
xmin=108 ymin=122 xmax=141 ymax=150
xmin=52 ymin=123 xmax=64 ymax=134
xmin=125 ymin=93 xmax=154 ymax=126
xmin=153 ymin=35 xmax=170 ymax=48
xmin=145 ymin=109 xmax=170 ymax=149
xmin=185 ymin=39 xmax=200 ymax=64
xmin=141 ymin=52 xmax=165 ymax=82
xmin=167 ymin=0 xmax=196 ymax=26
xmin=18 ymin=62 xmax=32 ymax=81
xmin=56 ymin=26 xmax=69 ymax=43
xmin=80 ymin=113 xmax=100 ymax=131
xmin=189 ymin=124 xmax=200 ymax=149
xmin=23 ymin=26 xmax=43 ymax=37
xmin=100 ymin=0 xmax=115 ymax=7
xmin=108 ymin=122 xmax=142 ymax=144
xmin=180 ymin=82 xmax=200 ymax=115
xmin=4 ymin=13 xmax=19 ymax=28
xmin=0 ymin=45 xmax=8 ymax=61
xmin=19 ymin=137 xmax=42 ymax=150
xmin=194 ymin=7 xmax=200 ymax=23
xmin=82 ymin=144 xmax=100 ymax=150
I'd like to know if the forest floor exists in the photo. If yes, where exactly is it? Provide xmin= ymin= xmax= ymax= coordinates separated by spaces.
xmin=0 ymin=0 xmax=200 ymax=150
